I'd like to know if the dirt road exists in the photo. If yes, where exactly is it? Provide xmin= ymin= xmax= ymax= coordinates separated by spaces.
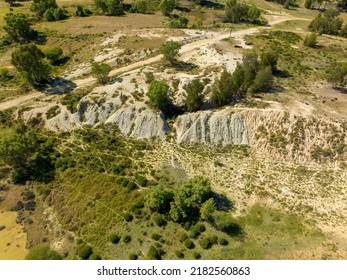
xmin=0 ymin=15 xmax=306 ymax=111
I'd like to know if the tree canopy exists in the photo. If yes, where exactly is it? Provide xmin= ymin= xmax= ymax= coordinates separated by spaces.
xmin=3 ymin=13 xmax=37 ymax=43
xmin=11 ymin=43 xmax=51 ymax=85
xmin=185 ymin=79 xmax=205 ymax=112
xmin=147 ymin=80 xmax=171 ymax=113
xmin=94 ymin=0 xmax=124 ymax=16
xmin=160 ymin=40 xmax=181 ymax=64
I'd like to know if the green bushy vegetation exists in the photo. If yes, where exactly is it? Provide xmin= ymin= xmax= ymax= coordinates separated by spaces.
xmin=25 ymin=246 xmax=62 ymax=260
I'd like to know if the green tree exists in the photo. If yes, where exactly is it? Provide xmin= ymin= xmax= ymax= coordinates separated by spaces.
xmin=145 ymin=186 xmax=174 ymax=213
xmin=260 ymin=51 xmax=279 ymax=72
xmin=170 ymin=177 xmax=213 ymax=224
xmin=160 ymin=40 xmax=181 ymax=64
xmin=3 ymin=13 xmax=36 ymax=43
xmin=31 ymin=0 xmax=58 ymax=17
xmin=242 ymin=53 xmax=258 ymax=91
xmin=11 ymin=43 xmax=51 ymax=85
xmin=94 ymin=0 xmax=124 ymax=16
xmin=91 ymin=62 xmax=111 ymax=84
xmin=303 ymin=33 xmax=318 ymax=47
xmin=247 ymin=5 xmax=261 ymax=23
xmin=44 ymin=47 xmax=64 ymax=65
xmin=25 ymin=246 xmax=62 ymax=260
xmin=133 ymin=0 xmax=149 ymax=13
xmin=43 ymin=7 xmax=69 ymax=22
xmin=211 ymin=69 xmax=234 ymax=107
xmin=0 ymin=130 xmax=56 ymax=183
xmin=250 ymin=66 xmax=273 ymax=93
xmin=160 ymin=0 xmax=176 ymax=16
xmin=75 ymin=5 xmax=92 ymax=17
xmin=200 ymin=198 xmax=216 ymax=221
xmin=231 ymin=64 xmax=245 ymax=100
xmin=304 ymin=0 xmax=314 ymax=9
xmin=169 ymin=16 xmax=189 ymax=28
xmin=185 ymin=79 xmax=204 ymax=112
xmin=147 ymin=80 xmax=171 ymax=112
xmin=327 ymin=62 xmax=347 ymax=86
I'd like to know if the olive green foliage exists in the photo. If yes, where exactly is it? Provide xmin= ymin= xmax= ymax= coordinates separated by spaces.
xmin=200 ymin=198 xmax=216 ymax=221
xmin=11 ymin=43 xmax=51 ymax=85
xmin=61 ymin=89 xmax=88 ymax=113
xmin=160 ymin=0 xmax=176 ymax=16
xmin=44 ymin=47 xmax=65 ymax=65
xmin=77 ymin=245 xmax=93 ymax=260
xmin=326 ymin=62 xmax=347 ymax=86
xmin=189 ymin=222 xmax=206 ymax=238
xmin=309 ymin=10 xmax=344 ymax=36
xmin=31 ymin=0 xmax=58 ymax=17
xmin=0 ymin=130 xmax=57 ymax=183
xmin=169 ymin=16 xmax=189 ymax=28
xmin=75 ymin=5 xmax=92 ymax=17
xmin=199 ymin=235 xmax=218 ymax=249
xmin=160 ymin=40 xmax=181 ymax=64
xmin=265 ymin=0 xmax=297 ymax=7
xmin=3 ymin=13 xmax=37 ymax=43
xmin=145 ymin=186 xmax=174 ymax=213
xmin=185 ymin=79 xmax=205 ymax=112
xmin=146 ymin=80 xmax=171 ymax=113
xmin=131 ymin=0 xmax=160 ymax=13
xmin=25 ymin=246 xmax=62 ymax=260
xmin=152 ymin=213 xmax=167 ymax=226
xmin=146 ymin=245 xmax=165 ymax=259
xmin=303 ymin=33 xmax=318 ymax=48
xmin=250 ymin=66 xmax=273 ymax=93
xmin=94 ymin=0 xmax=124 ymax=15
xmin=225 ymin=0 xmax=261 ymax=24
xmin=91 ymin=62 xmax=112 ymax=84
xmin=212 ymin=211 xmax=242 ymax=235
xmin=169 ymin=177 xmax=213 ymax=224
xmin=260 ymin=51 xmax=279 ymax=72
xmin=211 ymin=69 xmax=234 ymax=107
xmin=43 ymin=7 xmax=69 ymax=22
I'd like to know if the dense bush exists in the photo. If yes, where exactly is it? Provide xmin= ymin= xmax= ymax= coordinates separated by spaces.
xmin=185 ymin=79 xmax=205 ymax=112
xmin=0 ymin=130 xmax=57 ymax=183
xmin=189 ymin=223 xmax=206 ymax=239
xmin=169 ymin=16 xmax=189 ymax=28
xmin=184 ymin=239 xmax=195 ymax=249
xmin=152 ymin=213 xmax=167 ymax=227
xmin=44 ymin=47 xmax=65 ymax=65
xmin=146 ymin=186 xmax=174 ymax=213
xmin=146 ymin=80 xmax=171 ymax=113
xmin=128 ymin=253 xmax=138 ymax=260
xmin=25 ymin=246 xmax=62 ymax=260
xmin=75 ymin=5 xmax=92 ymax=17
xmin=77 ymin=245 xmax=93 ymax=260
xmin=225 ymin=0 xmax=261 ymax=24
xmin=91 ymin=62 xmax=111 ymax=84
xmin=94 ymin=0 xmax=124 ymax=16
xmin=212 ymin=211 xmax=242 ymax=236
xmin=146 ymin=245 xmax=165 ymax=259
xmin=122 ymin=235 xmax=132 ymax=243
xmin=175 ymin=250 xmax=184 ymax=259
xmin=170 ymin=177 xmax=213 ymax=224
xmin=303 ymin=33 xmax=318 ymax=48
xmin=309 ymin=10 xmax=344 ymax=36
xmin=218 ymin=237 xmax=229 ymax=245
xmin=109 ymin=233 xmax=121 ymax=244
xmin=43 ymin=7 xmax=69 ymax=21
xmin=160 ymin=41 xmax=181 ymax=64
xmin=3 ymin=13 xmax=37 ymax=43
xmin=199 ymin=235 xmax=218 ymax=250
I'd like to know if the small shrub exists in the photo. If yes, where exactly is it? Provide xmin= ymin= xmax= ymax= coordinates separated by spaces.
xmin=179 ymin=232 xmax=188 ymax=242
xmin=122 ymin=235 xmax=132 ymax=243
xmin=151 ymin=233 xmax=162 ymax=241
xmin=123 ymin=212 xmax=134 ymax=222
xmin=25 ymin=246 xmax=62 ymax=260
xmin=77 ymin=245 xmax=93 ymax=260
xmin=218 ymin=237 xmax=229 ymax=246
xmin=146 ymin=245 xmax=165 ymax=260
xmin=303 ymin=33 xmax=318 ymax=48
xmin=128 ymin=253 xmax=138 ymax=260
xmin=199 ymin=235 xmax=218 ymax=250
xmin=152 ymin=213 xmax=167 ymax=227
xmin=89 ymin=253 xmax=102 ymax=260
xmin=192 ymin=251 xmax=201 ymax=259
xmin=135 ymin=174 xmax=148 ymax=187
xmin=189 ymin=223 xmax=206 ymax=239
xmin=175 ymin=250 xmax=184 ymax=259
xmin=109 ymin=233 xmax=121 ymax=244
xmin=184 ymin=239 xmax=195 ymax=249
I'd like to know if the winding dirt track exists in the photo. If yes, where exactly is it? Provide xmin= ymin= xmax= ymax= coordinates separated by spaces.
xmin=0 ymin=16 xmax=306 ymax=111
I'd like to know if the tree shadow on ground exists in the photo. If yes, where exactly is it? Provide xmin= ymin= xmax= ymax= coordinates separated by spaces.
xmin=43 ymin=78 xmax=77 ymax=94
xmin=201 ymin=1 xmax=225 ymax=9
xmin=172 ymin=61 xmax=199 ymax=72
xmin=334 ymin=86 xmax=347 ymax=94
xmin=213 ymin=193 xmax=234 ymax=211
